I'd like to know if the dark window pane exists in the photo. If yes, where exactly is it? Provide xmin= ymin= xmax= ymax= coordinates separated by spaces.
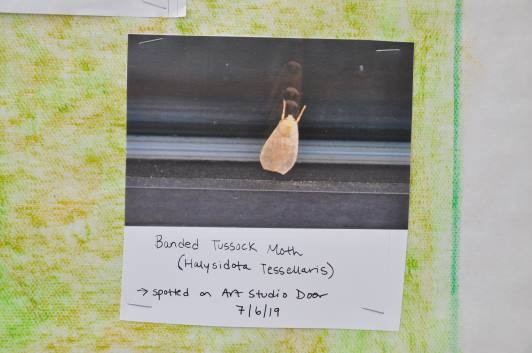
xmin=127 ymin=35 xmax=413 ymax=142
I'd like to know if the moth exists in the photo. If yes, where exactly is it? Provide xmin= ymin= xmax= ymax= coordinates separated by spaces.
xmin=260 ymin=100 xmax=307 ymax=175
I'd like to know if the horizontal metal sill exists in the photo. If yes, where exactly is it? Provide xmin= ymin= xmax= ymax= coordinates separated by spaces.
xmin=127 ymin=176 xmax=409 ymax=195
xmin=125 ymin=177 xmax=409 ymax=229
xmin=125 ymin=159 xmax=409 ymax=228
xmin=127 ymin=135 xmax=411 ymax=165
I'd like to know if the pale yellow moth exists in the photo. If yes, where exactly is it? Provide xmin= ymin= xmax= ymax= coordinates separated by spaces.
xmin=260 ymin=100 xmax=307 ymax=175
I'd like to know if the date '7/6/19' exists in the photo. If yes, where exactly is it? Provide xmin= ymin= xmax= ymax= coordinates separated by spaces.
xmin=236 ymin=304 xmax=280 ymax=318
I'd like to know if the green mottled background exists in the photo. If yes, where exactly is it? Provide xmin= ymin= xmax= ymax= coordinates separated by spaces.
xmin=0 ymin=1 xmax=458 ymax=352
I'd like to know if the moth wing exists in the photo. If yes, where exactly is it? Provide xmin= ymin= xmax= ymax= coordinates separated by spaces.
xmin=260 ymin=123 xmax=299 ymax=175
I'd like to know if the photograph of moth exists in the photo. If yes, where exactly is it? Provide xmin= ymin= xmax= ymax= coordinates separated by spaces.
xmin=125 ymin=34 xmax=414 ymax=229
xmin=259 ymin=58 xmax=306 ymax=175
xmin=260 ymin=100 xmax=307 ymax=175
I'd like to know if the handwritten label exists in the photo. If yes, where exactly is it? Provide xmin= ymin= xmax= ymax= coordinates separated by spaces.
xmin=120 ymin=226 xmax=407 ymax=330
xmin=0 ymin=0 xmax=186 ymax=18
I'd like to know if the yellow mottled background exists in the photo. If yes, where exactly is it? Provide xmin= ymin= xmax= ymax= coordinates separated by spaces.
xmin=0 ymin=1 xmax=458 ymax=352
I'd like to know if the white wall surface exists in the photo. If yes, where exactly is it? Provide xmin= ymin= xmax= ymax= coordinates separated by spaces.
xmin=461 ymin=1 xmax=532 ymax=352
